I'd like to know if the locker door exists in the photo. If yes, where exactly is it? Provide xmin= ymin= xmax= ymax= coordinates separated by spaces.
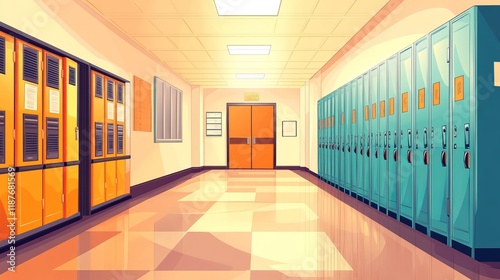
xmin=362 ymin=72 xmax=370 ymax=202
xmin=387 ymin=55 xmax=399 ymax=218
xmin=0 ymin=32 xmax=14 ymax=241
xmin=63 ymin=58 xmax=79 ymax=218
xmin=325 ymin=97 xmax=329 ymax=182
xmin=105 ymin=160 xmax=117 ymax=200
xmin=339 ymin=87 xmax=345 ymax=187
xmin=331 ymin=97 xmax=335 ymax=185
xmin=91 ymin=71 xmax=105 ymax=207
xmin=429 ymin=24 xmax=450 ymax=244
xmin=450 ymin=12 xmax=473 ymax=250
xmin=351 ymin=80 xmax=358 ymax=196
xmin=399 ymin=46 xmax=414 ymax=227
xmin=356 ymin=77 xmax=364 ymax=199
xmin=42 ymin=51 xmax=64 ymax=225
xmin=105 ymin=78 xmax=116 ymax=158
xmin=370 ymin=67 xmax=379 ymax=209
xmin=328 ymin=95 xmax=333 ymax=183
xmin=116 ymin=82 xmax=125 ymax=156
xmin=15 ymin=40 xmax=43 ymax=235
xmin=116 ymin=160 xmax=126 ymax=196
xmin=345 ymin=84 xmax=352 ymax=193
xmin=317 ymin=100 xmax=321 ymax=178
xmin=379 ymin=62 xmax=388 ymax=213
xmin=414 ymin=37 xmax=431 ymax=234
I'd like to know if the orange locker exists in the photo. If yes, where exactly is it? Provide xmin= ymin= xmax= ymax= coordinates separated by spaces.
xmin=104 ymin=77 xmax=116 ymax=200
xmin=42 ymin=50 xmax=64 ymax=225
xmin=116 ymin=160 xmax=126 ymax=196
xmin=63 ymin=58 xmax=79 ymax=217
xmin=91 ymin=71 xmax=105 ymax=207
xmin=115 ymin=81 xmax=127 ymax=197
xmin=0 ymin=32 xmax=15 ymax=241
xmin=15 ymin=39 xmax=43 ymax=235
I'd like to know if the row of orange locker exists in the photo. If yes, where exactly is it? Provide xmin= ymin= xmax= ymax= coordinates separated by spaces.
xmin=0 ymin=31 xmax=79 ymax=239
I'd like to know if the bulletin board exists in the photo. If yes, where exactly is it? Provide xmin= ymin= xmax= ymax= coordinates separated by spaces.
xmin=206 ymin=112 xmax=222 ymax=136
xmin=133 ymin=76 xmax=152 ymax=132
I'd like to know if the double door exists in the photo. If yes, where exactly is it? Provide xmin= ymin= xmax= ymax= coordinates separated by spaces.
xmin=228 ymin=104 xmax=275 ymax=169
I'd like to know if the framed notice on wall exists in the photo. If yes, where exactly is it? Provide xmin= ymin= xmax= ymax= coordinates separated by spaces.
xmin=282 ymin=120 xmax=297 ymax=137
xmin=206 ymin=112 xmax=222 ymax=136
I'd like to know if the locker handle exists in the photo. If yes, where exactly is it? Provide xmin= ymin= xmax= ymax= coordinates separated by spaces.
xmin=384 ymin=132 xmax=387 ymax=147
xmin=348 ymin=145 xmax=351 ymax=153
xmin=360 ymin=147 xmax=364 ymax=156
xmin=375 ymin=149 xmax=378 ymax=159
xmin=441 ymin=151 xmax=447 ymax=167
xmin=384 ymin=149 xmax=388 ymax=160
xmin=464 ymin=123 xmax=470 ymax=149
xmin=354 ymin=146 xmax=357 ymax=154
xmin=407 ymin=129 xmax=412 ymax=148
xmin=464 ymin=152 xmax=471 ymax=169
xmin=423 ymin=128 xmax=428 ymax=149
xmin=367 ymin=147 xmax=370 ymax=158
xmin=394 ymin=131 xmax=397 ymax=148
xmin=407 ymin=150 xmax=412 ymax=163
xmin=442 ymin=126 xmax=447 ymax=149
xmin=393 ymin=149 xmax=398 ymax=161
xmin=75 ymin=126 xmax=79 ymax=141
xmin=423 ymin=150 xmax=429 ymax=165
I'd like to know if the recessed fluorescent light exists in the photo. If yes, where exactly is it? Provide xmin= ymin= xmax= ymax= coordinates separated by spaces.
xmin=236 ymin=73 xmax=265 ymax=79
xmin=214 ymin=0 xmax=282 ymax=16
xmin=228 ymin=45 xmax=271 ymax=55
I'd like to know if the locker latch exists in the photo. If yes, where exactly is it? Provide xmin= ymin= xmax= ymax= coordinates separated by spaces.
xmin=75 ymin=126 xmax=79 ymax=141
xmin=407 ymin=129 xmax=412 ymax=148
xmin=42 ymin=199 xmax=45 ymax=209
xmin=446 ymin=198 xmax=450 ymax=216
xmin=423 ymin=128 xmax=428 ymax=149
xmin=453 ymin=125 xmax=458 ymax=138
xmin=464 ymin=123 xmax=470 ymax=149
xmin=384 ymin=131 xmax=388 ymax=147
xmin=442 ymin=126 xmax=447 ymax=149
xmin=62 ymin=194 xmax=65 ymax=203
xmin=415 ymin=130 xmax=419 ymax=149
xmin=393 ymin=131 xmax=397 ymax=148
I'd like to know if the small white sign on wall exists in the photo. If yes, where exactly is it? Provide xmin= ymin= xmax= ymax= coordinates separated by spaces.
xmin=495 ymin=62 xmax=500 ymax=87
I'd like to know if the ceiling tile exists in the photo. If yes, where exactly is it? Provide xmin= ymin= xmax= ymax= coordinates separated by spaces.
xmin=348 ymin=0 xmax=389 ymax=15
xmin=282 ymin=68 xmax=317 ymax=74
xmin=279 ymin=0 xmax=319 ymax=14
xmin=185 ymin=18 xmax=276 ymax=35
xmin=270 ymin=37 xmax=300 ymax=50
xmin=285 ymin=61 xmax=309 ymax=68
xmin=153 ymin=50 xmax=188 ymax=61
xmin=164 ymin=61 xmax=195 ymax=68
xmin=332 ymin=17 xmax=371 ymax=36
xmin=168 ymin=37 xmax=205 ymax=50
xmin=110 ymin=18 xmax=161 ymax=35
xmin=221 ymin=73 xmax=281 ymax=79
xmin=208 ymin=50 xmax=291 ymax=62
xmin=295 ymin=37 xmax=327 ymax=50
xmin=321 ymin=37 xmax=350 ymax=50
xmin=274 ymin=19 xmax=308 ymax=34
xmin=130 ymin=0 xmax=177 ymax=14
xmin=191 ymin=61 xmax=218 ymax=69
xmin=133 ymin=36 xmax=177 ymax=50
xmin=307 ymin=61 xmax=326 ymax=69
xmin=86 ymin=0 xmax=142 ymax=15
xmin=182 ymin=51 xmax=213 ymax=61
xmin=170 ymin=0 xmax=218 ymax=15
xmin=216 ymin=61 xmax=287 ymax=69
xmin=280 ymin=73 xmax=314 ymax=79
xmin=181 ymin=73 xmax=222 ymax=79
xmin=302 ymin=18 xmax=342 ymax=35
xmin=150 ymin=19 xmax=193 ymax=34
xmin=313 ymin=0 xmax=356 ymax=15
xmin=311 ymin=50 xmax=337 ymax=62
xmin=289 ymin=51 xmax=317 ymax=61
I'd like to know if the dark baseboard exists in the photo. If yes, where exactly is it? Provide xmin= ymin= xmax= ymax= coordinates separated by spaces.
xmin=130 ymin=167 xmax=204 ymax=198
xmin=90 ymin=194 xmax=132 ymax=215
xmin=203 ymin=166 xmax=227 ymax=170
xmin=0 ymin=213 xmax=81 ymax=253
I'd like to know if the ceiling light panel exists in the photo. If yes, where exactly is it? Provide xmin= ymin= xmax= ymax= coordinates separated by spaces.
xmin=214 ymin=0 xmax=282 ymax=16
xmin=228 ymin=45 xmax=271 ymax=55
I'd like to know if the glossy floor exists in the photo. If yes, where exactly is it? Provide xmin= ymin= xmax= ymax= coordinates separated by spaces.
xmin=1 ymin=170 xmax=499 ymax=279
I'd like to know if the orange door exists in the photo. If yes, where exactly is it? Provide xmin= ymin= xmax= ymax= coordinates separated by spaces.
xmin=228 ymin=106 xmax=251 ymax=168
xmin=251 ymin=105 xmax=275 ymax=169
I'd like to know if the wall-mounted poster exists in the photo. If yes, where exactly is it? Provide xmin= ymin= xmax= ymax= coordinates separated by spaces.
xmin=282 ymin=120 xmax=297 ymax=137
xmin=206 ymin=112 xmax=222 ymax=136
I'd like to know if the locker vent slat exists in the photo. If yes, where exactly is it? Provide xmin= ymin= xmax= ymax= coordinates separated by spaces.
xmin=107 ymin=80 xmax=114 ymax=101
xmin=46 ymin=117 xmax=59 ymax=159
xmin=46 ymin=55 xmax=59 ymax=89
xmin=0 ymin=111 xmax=5 ymax=164
xmin=95 ymin=75 xmax=103 ymax=98
xmin=23 ymin=114 xmax=39 ymax=162
xmin=95 ymin=122 xmax=103 ymax=157
xmin=107 ymin=123 xmax=114 ymax=154
xmin=117 ymin=124 xmax=123 ymax=154
xmin=0 ymin=37 xmax=5 ymax=75
xmin=69 ymin=66 xmax=76 ymax=86
xmin=23 ymin=45 xmax=38 ymax=84
xmin=117 ymin=83 xmax=123 ymax=103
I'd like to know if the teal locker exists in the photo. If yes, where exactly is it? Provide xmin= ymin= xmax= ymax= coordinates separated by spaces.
xmin=414 ymin=36 xmax=431 ymax=235
xmin=331 ymin=91 xmax=337 ymax=185
xmin=345 ymin=84 xmax=352 ymax=194
xmin=350 ymin=80 xmax=358 ymax=197
xmin=370 ymin=67 xmax=380 ymax=209
xmin=429 ymin=23 xmax=450 ymax=245
xmin=330 ymin=92 xmax=336 ymax=185
xmin=379 ymin=61 xmax=389 ymax=213
xmin=387 ymin=55 xmax=399 ymax=219
xmin=356 ymin=76 xmax=364 ymax=200
xmin=339 ymin=87 xmax=345 ymax=187
xmin=327 ymin=94 xmax=333 ymax=183
xmin=318 ymin=98 xmax=323 ymax=180
xmin=399 ymin=46 xmax=414 ymax=227
xmin=362 ymin=72 xmax=370 ymax=203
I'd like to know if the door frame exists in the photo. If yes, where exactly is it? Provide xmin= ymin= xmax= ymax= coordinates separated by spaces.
xmin=226 ymin=103 xmax=276 ymax=169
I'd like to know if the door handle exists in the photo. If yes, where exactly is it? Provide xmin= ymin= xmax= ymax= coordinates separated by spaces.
xmin=464 ymin=151 xmax=471 ymax=169
xmin=253 ymin=138 xmax=256 ymax=145
xmin=247 ymin=137 xmax=250 ymax=145
xmin=384 ymin=149 xmax=388 ymax=160
xmin=442 ymin=126 xmax=447 ymax=149
xmin=441 ymin=151 xmax=447 ymax=167
xmin=423 ymin=150 xmax=429 ymax=165
xmin=393 ymin=149 xmax=398 ymax=161
xmin=75 ymin=126 xmax=79 ymax=141
xmin=407 ymin=150 xmax=412 ymax=163
xmin=464 ymin=123 xmax=470 ymax=149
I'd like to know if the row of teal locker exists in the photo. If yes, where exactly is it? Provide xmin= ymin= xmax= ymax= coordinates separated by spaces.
xmin=317 ymin=6 xmax=500 ymax=262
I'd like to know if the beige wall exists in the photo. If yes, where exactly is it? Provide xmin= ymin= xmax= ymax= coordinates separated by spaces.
xmin=2 ymin=0 xmax=193 ymax=186
xmin=203 ymin=88 xmax=302 ymax=167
